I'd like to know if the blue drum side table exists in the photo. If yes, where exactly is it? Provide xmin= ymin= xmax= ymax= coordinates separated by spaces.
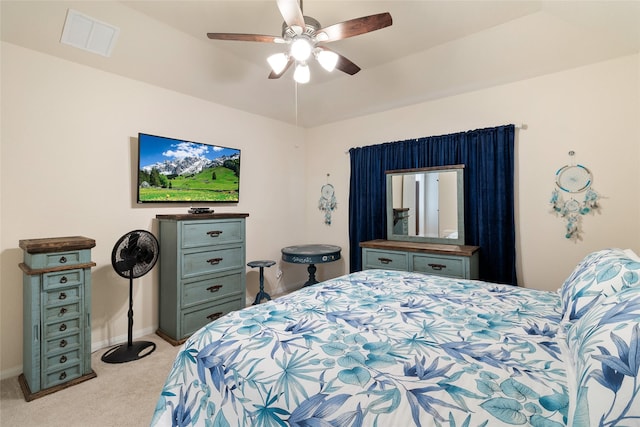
xmin=281 ymin=244 xmax=341 ymax=287
xmin=247 ymin=260 xmax=276 ymax=305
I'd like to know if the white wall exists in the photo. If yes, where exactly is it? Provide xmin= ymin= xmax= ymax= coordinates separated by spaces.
xmin=305 ymin=54 xmax=640 ymax=291
xmin=0 ymin=43 xmax=307 ymax=377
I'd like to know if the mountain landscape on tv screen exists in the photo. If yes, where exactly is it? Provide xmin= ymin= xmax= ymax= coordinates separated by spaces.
xmin=138 ymin=152 xmax=240 ymax=203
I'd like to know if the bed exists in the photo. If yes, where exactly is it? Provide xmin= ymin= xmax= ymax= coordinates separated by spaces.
xmin=151 ymin=248 xmax=640 ymax=426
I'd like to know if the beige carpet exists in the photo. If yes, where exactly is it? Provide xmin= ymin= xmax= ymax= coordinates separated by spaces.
xmin=0 ymin=334 xmax=180 ymax=427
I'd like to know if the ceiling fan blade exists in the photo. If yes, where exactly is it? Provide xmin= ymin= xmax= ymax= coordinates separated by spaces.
xmin=268 ymin=57 xmax=294 ymax=79
xmin=207 ymin=33 xmax=283 ymax=43
xmin=316 ymin=12 xmax=392 ymax=42
xmin=277 ymin=0 xmax=305 ymax=32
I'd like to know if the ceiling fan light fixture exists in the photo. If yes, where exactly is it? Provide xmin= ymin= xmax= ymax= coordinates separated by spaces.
xmin=315 ymin=32 xmax=329 ymax=42
xmin=267 ymin=52 xmax=289 ymax=74
xmin=293 ymin=62 xmax=310 ymax=84
xmin=290 ymin=37 xmax=313 ymax=61
xmin=316 ymin=49 xmax=339 ymax=72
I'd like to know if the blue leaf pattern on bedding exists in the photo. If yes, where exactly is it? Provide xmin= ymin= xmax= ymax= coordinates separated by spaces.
xmin=152 ymin=270 xmax=570 ymax=426
xmin=559 ymin=248 xmax=640 ymax=322
xmin=566 ymin=285 xmax=640 ymax=426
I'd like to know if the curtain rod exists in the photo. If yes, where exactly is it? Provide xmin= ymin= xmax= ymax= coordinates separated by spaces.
xmin=344 ymin=124 xmax=526 ymax=154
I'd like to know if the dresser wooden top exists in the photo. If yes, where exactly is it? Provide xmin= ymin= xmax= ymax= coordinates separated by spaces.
xmin=360 ymin=239 xmax=480 ymax=257
xmin=19 ymin=236 xmax=96 ymax=254
xmin=156 ymin=213 xmax=249 ymax=221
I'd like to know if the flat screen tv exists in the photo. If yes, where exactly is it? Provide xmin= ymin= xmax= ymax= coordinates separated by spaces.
xmin=137 ymin=133 xmax=240 ymax=203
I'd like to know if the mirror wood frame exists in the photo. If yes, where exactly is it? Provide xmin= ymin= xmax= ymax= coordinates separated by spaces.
xmin=386 ymin=165 xmax=465 ymax=245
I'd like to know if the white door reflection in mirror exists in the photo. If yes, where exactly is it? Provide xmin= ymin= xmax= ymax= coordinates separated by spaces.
xmin=387 ymin=165 xmax=465 ymax=245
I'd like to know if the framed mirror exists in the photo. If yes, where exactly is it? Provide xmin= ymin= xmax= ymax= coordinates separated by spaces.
xmin=386 ymin=165 xmax=465 ymax=245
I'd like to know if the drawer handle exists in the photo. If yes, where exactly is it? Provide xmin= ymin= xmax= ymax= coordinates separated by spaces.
xmin=60 ymin=355 xmax=67 ymax=364
xmin=59 ymin=256 xmax=67 ymax=264
xmin=207 ymin=230 xmax=223 ymax=238
xmin=206 ymin=258 xmax=223 ymax=265
xmin=206 ymin=312 xmax=223 ymax=321
xmin=60 ymin=276 xmax=68 ymax=284
xmin=59 ymin=371 xmax=67 ymax=381
xmin=206 ymin=285 xmax=223 ymax=293
xmin=428 ymin=263 xmax=447 ymax=271
xmin=59 ymin=292 xmax=67 ymax=300
xmin=59 ymin=323 xmax=67 ymax=332
xmin=377 ymin=257 xmax=393 ymax=265
xmin=59 ymin=307 xmax=67 ymax=316
xmin=60 ymin=339 xmax=67 ymax=348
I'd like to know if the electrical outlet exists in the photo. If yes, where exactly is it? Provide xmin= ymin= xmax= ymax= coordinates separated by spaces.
xmin=276 ymin=269 xmax=282 ymax=279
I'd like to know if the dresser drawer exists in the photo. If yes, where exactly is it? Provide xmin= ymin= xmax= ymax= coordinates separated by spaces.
xmin=43 ymin=348 xmax=81 ymax=372
xmin=43 ymin=270 xmax=83 ymax=291
xmin=412 ymin=254 xmax=465 ymax=278
xmin=363 ymin=249 xmax=408 ymax=270
xmin=182 ymin=220 xmax=244 ymax=249
xmin=44 ymin=317 xmax=81 ymax=339
xmin=182 ymin=271 xmax=243 ymax=308
xmin=44 ymin=302 xmax=81 ymax=323
xmin=181 ymin=298 xmax=244 ymax=338
xmin=24 ymin=249 xmax=92 ymax=270
xmin=43 ymin=286 xmax=80 ymax=307
xmin=182 ymin=246 xmax=244 ymax=278
xmin=44 ymin=332 xmax=81 ymax=356
xmin=43 ymin=364 xmax=81 ymax=389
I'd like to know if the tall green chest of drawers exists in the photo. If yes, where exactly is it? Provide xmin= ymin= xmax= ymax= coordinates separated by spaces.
xmin=19 ymin=236 xmax=96 ymax=401
xmin=156 ymin=213 xmax=249 ymax=345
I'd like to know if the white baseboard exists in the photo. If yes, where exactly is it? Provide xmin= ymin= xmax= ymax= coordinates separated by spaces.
xmin=0 ymin=326 xmax=159 ymax=381
xmin=0 ymin=366 xmax=23 ymax=381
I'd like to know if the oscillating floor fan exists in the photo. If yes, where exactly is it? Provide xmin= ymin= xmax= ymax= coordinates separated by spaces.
xmin=102 ymin=230 xmax=159 ymax=364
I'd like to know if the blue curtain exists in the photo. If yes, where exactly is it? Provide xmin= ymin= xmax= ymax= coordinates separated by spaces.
xmin=348 ymin=125 xmax=516 ymax=285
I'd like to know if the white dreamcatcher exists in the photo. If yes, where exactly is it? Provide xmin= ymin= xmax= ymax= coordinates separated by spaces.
xmin=318 ymin=175 xmax=337 ymax=226
xmin=550 ymin=151 xmax=600 ymax=240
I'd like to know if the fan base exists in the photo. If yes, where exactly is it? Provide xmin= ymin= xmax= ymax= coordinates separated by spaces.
xmin=101 ymin=341 xmax=156 ymax=364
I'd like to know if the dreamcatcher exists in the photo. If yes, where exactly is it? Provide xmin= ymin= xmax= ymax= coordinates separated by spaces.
xmin=318 ymin=175 xmax=337 ymax=225
xmin=550 ymin=151 xmax=600 ymax=240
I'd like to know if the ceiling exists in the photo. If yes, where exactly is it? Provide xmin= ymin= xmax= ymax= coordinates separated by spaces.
xmin=2 ymin=1 xmax=640 ymax=128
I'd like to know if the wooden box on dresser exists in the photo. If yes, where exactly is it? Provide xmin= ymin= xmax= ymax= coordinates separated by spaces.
xmin=156 ymin=213 xmax=249 ymax=345
xmin=18 ymin=236 xmax=96 ymax=401
xmin=360 ymin=239 xmax=480 ymax=280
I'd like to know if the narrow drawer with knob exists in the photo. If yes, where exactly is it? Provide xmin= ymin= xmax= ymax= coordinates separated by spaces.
xmin=362 ymin=249 xmax=408 ymax=271
xmin=182 ymin=271 xmax=244 ymax=309
xmin=181 ymin=220 xmax=244 ymax=248
xmin=43 ymin=348 xmax=81 ymax=372
xmin=181 ymin=246 xmax=244 ymax=278
xmin=412 ymin=254 xmax=466 ymax=278
xmin=181 ymin=298 xmax=245 ymax=338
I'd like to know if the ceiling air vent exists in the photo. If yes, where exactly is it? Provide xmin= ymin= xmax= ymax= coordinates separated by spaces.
xmin=60 ymin=9 xmax=120 ymax=57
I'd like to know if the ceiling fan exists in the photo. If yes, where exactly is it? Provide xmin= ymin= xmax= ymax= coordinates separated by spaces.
xmin=206 ymin=0 xmax=392 ymax=84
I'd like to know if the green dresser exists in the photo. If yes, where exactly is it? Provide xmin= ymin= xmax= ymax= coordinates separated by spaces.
xmin=19 ymin=236 xmax=96 ymax=401
xmin=360 ymin=239 xmax=480 ymax=280
xmin=156 ymin=213 xmax=249 ymax=345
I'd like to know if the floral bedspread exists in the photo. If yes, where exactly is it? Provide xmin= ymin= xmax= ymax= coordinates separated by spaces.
xmin=151 ymin=269 xmax=569 ymax=426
